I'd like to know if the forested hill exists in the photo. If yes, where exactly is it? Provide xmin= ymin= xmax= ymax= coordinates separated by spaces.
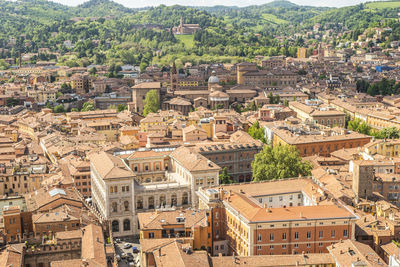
xmin=2 ymin=0 xmax=400 ymax=69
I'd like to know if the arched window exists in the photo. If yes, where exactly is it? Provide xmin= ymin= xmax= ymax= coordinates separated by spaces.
xmin=171 ymin=194 xmax=177 ymax=207
xmin=182 ymin=192 xmax=188 ymax=205
xmin=124 ymin=201 xmax=129 ymax=211
xmin=159 ymin=195 xmax=166 ymax=207
xmin=136 ymin=197 xmax=143 ymax=209
xmin=112 ymin=202 xmax=117 ymax=213
xmin=112 ymin=220 xmax=119 ymax=232
xmin=123 ymin=219 xmax=130 ymax=231
xmin=148 ymin=196 xmax=154 ymax=209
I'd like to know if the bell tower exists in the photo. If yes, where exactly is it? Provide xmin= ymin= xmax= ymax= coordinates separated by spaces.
xmin=170 ymin=61 xmax=178 ymax=92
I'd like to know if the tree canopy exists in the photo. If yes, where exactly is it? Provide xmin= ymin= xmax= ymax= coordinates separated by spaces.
xmin=219 ymin=167 xmax=233 ymax=185
xmin=143 ymin=90 xmax=160 ymax=116
xmin=252 ymin=144 xmax=312 ymax=182
xmin=81 ymin=102 xmax=95 ymax=112
xmin=54 ymin=104 xmax=65 ymax=113
xmin=247 ymin=121 xmax=266 ymax=143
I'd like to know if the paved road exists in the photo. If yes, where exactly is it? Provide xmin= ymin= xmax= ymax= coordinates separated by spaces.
xmin=114 ymin=238 xmax=141 ymax=267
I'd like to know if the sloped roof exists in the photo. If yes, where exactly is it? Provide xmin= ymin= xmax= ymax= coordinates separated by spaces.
xmin=89 ymin=151 xmax=133 ymax=180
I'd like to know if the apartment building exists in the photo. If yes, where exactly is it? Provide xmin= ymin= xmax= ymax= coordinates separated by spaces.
xmin=60 ymin=158 xmax=91 ymax=197
xmin=192 ymin=131 xmax=264 ymax=182
xmin=289 ymin=101 xmax=346 ymax=128
xmin=352 ymin=160 xmax=400 ymax=206
xmin=2 ymin=205 xmax=32 ymax=243
xmin=236 ymin=62 xmax=297 ymax=88
xmin=138 ymin=209 xmax=211 ymax=251
xmin=265 ymin=121 xmax=372 ymax=157
xmin=32 ymin=211 xmax=80 ymax=237
xmin=364 ymin=139 xmax=400 ymax=158
xmin=198 ymin=178 xmax=358 ymax=257
xmin=262 ymin=56 xmax=286 ymax=69
xmin=70 ymin=74 xmax=92 ymax=94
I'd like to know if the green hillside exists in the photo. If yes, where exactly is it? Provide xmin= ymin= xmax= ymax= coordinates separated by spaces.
xmin=365 ymin=1 xmax=400 ymax=9
xmin=175 ymin=34 xmax=195 ymax=48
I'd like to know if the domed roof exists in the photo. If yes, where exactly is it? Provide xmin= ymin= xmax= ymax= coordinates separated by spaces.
xmin=208 ymin=71 xmax=219 ymax=84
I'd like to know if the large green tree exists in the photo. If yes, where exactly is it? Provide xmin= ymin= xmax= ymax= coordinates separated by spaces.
xmin=219 ymin=167 xmax=233 ymax=185
xmin=81 ymin=102 xmax=95 ymax=112
xmin=117 ymin=104 xmax=128 ymax=112
xmin=143 ymin=90 xmax=160 ymax=116
xmin=347 ymin=118 xmax=371 ymax=135
xmin=252 ymin=144 xmax=312 ymax=182
xmin=374 ymin=127 xmax=400 ymax=139
xmin=54 ymin=104 xmax=65 ymax=113
xmin=247 ymin=121 xmax=266 ymax=143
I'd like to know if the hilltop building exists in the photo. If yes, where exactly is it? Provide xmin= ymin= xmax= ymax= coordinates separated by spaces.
xmin=173 ymin=17 xmax=201 ymax=35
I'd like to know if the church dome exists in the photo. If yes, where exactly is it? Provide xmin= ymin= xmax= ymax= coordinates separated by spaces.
xmin=208 ymin=71 xmax=219 ymax=84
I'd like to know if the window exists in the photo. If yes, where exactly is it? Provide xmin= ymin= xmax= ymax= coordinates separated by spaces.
xmin=149 ymin=232 xmax=154 ymax=239
xmin=258 ymin=234 xmax=262 ymax=241
xmin=282 ymin=232 xmax=287 ymax=240
xmin=269 ymin=197 xmax=273 ymax=202
xmin=270 ymin=245 xmax=274 ymax=250
xmin=123 ymin=219 xmax=130 ymax=231
xmin=282 ymin=244 xmax=287 ymax=249
xmin=124 ymin=201 xmax=129 ymax=211
xmin=112 ymin=221 xmax=119 ymax=232
xmin=279 ymin=196 xmax=283 ymax=201
xmin=307 ymin=231 xmax=311 ymax=239
xmin=112 ymin=202 xmax=118 ymax=213
xmin=294 ymin=232 xmax=299 ymax=240
xmin=257 ymin=245 xmax=261 ymax=250
xmin=319 ymin=242 xmax=323 ymax=247
xmin=343 ymin=229 xmax=348 ymax=237
xmin=294 ymin=244 xmax=299 ymax=248
xmin=270 ymin=233 xmax=274 ymax=241
xmin=331 ymin=230 xmax=335 ymax=238
xmin=319 ymin=231 xmax=323 ymax=238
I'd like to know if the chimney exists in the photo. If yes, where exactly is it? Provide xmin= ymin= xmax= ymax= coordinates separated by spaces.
xmin=220 ymin=189 xmax=225 ymax=200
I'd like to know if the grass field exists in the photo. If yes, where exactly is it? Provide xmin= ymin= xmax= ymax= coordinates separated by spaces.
xmin=365 ymin=1 xmax=400 ymax=9
xmin=175 ymin=34 xmax=195 ymax=48
xmin=261 ymin=13 xmax=287 ymax=24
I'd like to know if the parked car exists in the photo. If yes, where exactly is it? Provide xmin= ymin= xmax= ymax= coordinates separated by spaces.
xmin=132 ymin=247 xmax=139 ymax=253
xmin=116 ymin=255 xmax=121 ymax=261
xmin=121 ymin=252 xmax=127 ymax=259
xmin=123 ymin=243 xmax=132 ymax=249
xmin=127 ymin=253 xmax=134 ymax=262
